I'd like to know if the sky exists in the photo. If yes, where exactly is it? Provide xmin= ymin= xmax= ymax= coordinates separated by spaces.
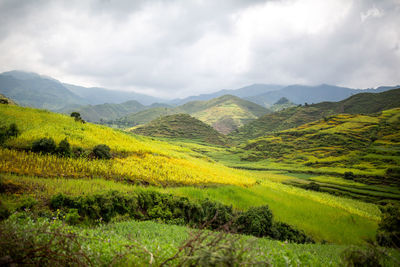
xmin=0 ymin=0 xmax=399 ymax=98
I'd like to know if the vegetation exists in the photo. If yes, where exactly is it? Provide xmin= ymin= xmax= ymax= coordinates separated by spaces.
xmin=238 ymin=108 xmax=400 ymax=184
xmin=131 ymin=113 xmax=229 ymax=145
xmin=2 ymin=88 xmax=400 ymax=265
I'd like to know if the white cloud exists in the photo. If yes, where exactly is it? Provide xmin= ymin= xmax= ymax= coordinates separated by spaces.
xmin=0 ymin=0 xmax=399 ymax=98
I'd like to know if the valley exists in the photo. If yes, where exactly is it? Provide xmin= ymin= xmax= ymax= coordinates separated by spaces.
xmin=1 ymin=81 xmax=400 ymax=266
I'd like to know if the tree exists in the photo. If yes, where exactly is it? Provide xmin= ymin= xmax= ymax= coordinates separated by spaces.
xmin=70 ymin=112 xmax=85 ymax=123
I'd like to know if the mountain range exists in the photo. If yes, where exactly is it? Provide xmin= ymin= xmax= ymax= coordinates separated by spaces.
xmin=2 ymin=70 xmax=399 ymax=113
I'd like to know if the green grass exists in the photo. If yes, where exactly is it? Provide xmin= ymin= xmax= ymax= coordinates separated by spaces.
xmin=1 ymin=173 xmax=380 ymax=244
xmin=3 ymin=214 xmax=355 ymax=266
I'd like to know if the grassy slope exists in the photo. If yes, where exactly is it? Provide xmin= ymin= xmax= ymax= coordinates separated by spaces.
xmin=241 ymin=108 xmax=400 ymax=179
xmin=130 ymin=113 xmax=228 ymax=145
xmin=231 ymin=88 xmax=400 ymax=141
xmin=0 ymin=105 xmax=254 ymax=187
xmin=118 ymin=95 xmax=270 ymax=134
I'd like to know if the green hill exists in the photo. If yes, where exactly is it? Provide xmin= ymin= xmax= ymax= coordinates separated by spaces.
xmin=130 ymin=113 xmax=228 ymax=145
xmin=242 ymin=108 xmax=400 ymax=182
xmin=119 ymin=95 xmax=270 ymax=134
xmin=231 ymin=88 xmax=400 ymax=141
xmin=0 ymin=93 xmax=17 ymax=105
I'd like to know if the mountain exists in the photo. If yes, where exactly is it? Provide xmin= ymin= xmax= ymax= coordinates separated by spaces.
xmin=245 ymin=84 xmax=400 ymax=107
xmin=231 ymin=88 xmax=400 ymax=141
xmin=242 ymin=107 xmax=400 ymax=183
xmin=169 ymin=84 xmax=283 ymax=105
xmin=119 ymin=94 xmax=270 ymax=134
xmin=130 ymin=113 xmax=228 ymax=145
xmin=0 ymin=71 xmax=89 ymax=110
xmin=64 ymin=83 xmax=163 ymax=105
xmin=64 ymin=100 xmax=147 ymax=122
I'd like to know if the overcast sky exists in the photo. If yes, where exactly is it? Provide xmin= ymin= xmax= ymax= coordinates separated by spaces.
xmin=0 ymin=0 xmax=399 ymax=98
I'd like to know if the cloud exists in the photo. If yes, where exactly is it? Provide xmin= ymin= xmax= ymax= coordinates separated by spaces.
xmin=0 ymin=0 xmax=399 ymax=98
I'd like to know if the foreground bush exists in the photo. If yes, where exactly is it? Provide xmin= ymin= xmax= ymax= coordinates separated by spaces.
xmin=50 ymin=190 xmax=313 ymax=243
xmin=376 ymin=204 xmax=400 ymax=247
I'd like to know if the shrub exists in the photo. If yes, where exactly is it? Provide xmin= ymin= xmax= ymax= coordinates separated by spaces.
xmin=304 ymin=182 xmax=320 ymax=191
xmin=32 ymin=137 xmax=57 ymax=154
xmin=56 ymin=138 xmax=71 ymax=157
xmin=376 ymin=204 xmax=400 ymax=247
xmin=0 ymin=123 xmax=20 ymax=144
xmin=92 ymin=144 xmax=111 ymax=159
xmin=271 ymin=222 xmax=314 ymax=243
xmin=235 ymin=206 xmax=273 ymax=237
xmin=65 ymin=208 xmax=80 ymax=225
xmin=0 ymin=200 xmax=10 ymax=220
xmin=344 ymin=171 xmax=355 ymax=180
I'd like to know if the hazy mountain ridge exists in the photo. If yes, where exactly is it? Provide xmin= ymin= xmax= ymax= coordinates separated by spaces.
xmin=0 ymin=71 xmax=89 ymax=110
xmin=64 ymin=83 xmax=163 ymax=106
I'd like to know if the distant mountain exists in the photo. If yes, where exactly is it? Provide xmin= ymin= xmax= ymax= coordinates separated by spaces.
xmin=245 ymin=84 xmax=400 ymax=107
xmin=64 ymin=83 xmax=163 ymax=105
xmin=118 ymin=95 xmax=271 ymax=134
xmin=231 ymin=88 xmax=400 ymax=141
xmin=63 ymin=100 xmax=147 ymax=122
xmin=0 ymin=71 xmax=89 ymax=110
xmin=169 ymin=84 xmax=283 ymax=105
xmin=131 ymin=113 xmax=228 ymax=145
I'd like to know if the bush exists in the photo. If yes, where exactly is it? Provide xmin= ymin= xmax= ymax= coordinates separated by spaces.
xmin=304 ymin=182 xmax=320 ymax=191
xmin=56 ymin=138 xmax=71 ymax=157
xmin=50 ymin=191 xmax=313 ymax=243
xmin=92 ymin=144 xmax=111 ymax=159
xmin=344 ymin=171 xmax=355 ymax=180
xmin=32 ymin=137 xmax=57 ymax=154
xmin=0 ymin=200 xmax=10 ymax=220
xmin=0 ymin=123 xmax=20 ymax=144
xmin=376 ymin=204 xmax=400 ymax=247
xmin=235 ymin=206 xmax=273 ymax=237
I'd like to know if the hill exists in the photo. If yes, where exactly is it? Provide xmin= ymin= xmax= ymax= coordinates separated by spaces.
xmin=245 ymin=84 xmax=399 ymax=107
xmin=63 ymin=100 xmax=147 ymax=122
xmin=242 ymin=108 xmax=400 ymax=181
xmin=231 ymin=88 xmax=400 ymax=141
xmin=0 ymin=71 xmax=88 ymax=110
xmin=0 ymin=93 xmax=17 ymax=105
xmin=131 ymin=114 xmax=228 ymax=145
xmin=118 ymin=95 xmax=270 ymax=134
